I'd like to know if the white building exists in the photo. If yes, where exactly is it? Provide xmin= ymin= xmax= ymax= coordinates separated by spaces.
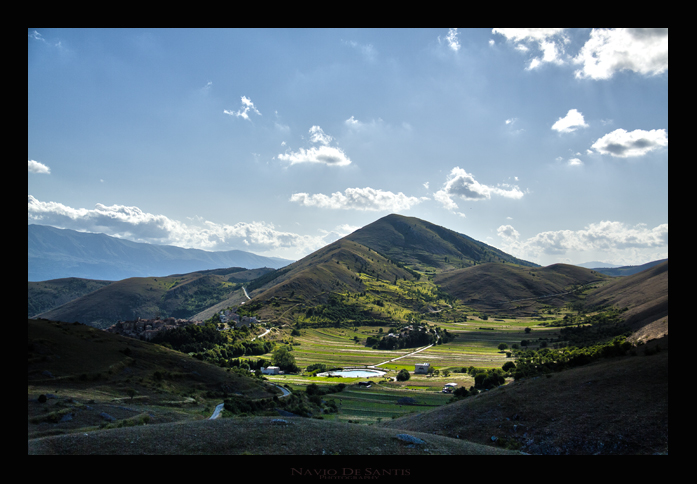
xmin=414 ymin=363 xmax=430 ymax=374
xmin=261 ymin=366 xmax=281 ymax=375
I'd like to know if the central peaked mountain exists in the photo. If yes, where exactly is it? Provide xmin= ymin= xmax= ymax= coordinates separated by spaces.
xmin=244 ymin=214 xmax=539 ymax=322
xmin=344 ymin=214 xmax=538 ymax=271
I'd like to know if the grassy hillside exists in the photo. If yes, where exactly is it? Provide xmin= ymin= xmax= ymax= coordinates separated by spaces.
xmin=28 ymin=278 xmax=113 ymax=318
xmin=583 ymin=260 xmax=668 ymax=343
xmin=34 ymin=267 xmax=273 ymax=329
xmin=378 ymin=337 xmax=668 ymax=455
xmin=28 ymin=318 xmax=278 ymax=440
xmin=435 ymin=263 xmax=609 ymax=317
xmin=28 ymin=415 xmax=519 ymax=455
xmin=245 ymin=239 xmax=420 ymax=324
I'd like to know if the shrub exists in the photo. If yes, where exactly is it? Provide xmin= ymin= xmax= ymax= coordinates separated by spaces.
xmin=396 ymin=369 xmax=411 ymax=381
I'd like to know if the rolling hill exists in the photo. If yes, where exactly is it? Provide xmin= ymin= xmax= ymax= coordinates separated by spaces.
xmin=583 ymin=260 xmax=668 ymax=343
xmin=33 ymin=267 xmax=275 ymax=328
xmin=28 ymin=318 xmax=278 ymax=440
xmin=434 ymin=262 xmax=609 ymax=317
xmin=28 ymin=277 xmax=114 ymax=318
xmin=28 ymin=224 xmax=293 ymax=282
xmin=378 ymin=337 xmax=668 ymax=455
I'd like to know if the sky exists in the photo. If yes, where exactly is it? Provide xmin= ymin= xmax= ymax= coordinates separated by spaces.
xmin=28 ymin=28 xmax=668 ymax=267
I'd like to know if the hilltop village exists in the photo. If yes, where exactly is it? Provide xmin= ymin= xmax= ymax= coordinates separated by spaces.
xmin=104 ymin=307 xmax=258 ymax=341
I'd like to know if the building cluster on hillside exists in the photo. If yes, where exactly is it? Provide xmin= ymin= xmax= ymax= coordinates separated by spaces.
xmin=218 ymin=308 xmax=258 ymax=327
xmin=104 ymin=317 xmax=203 ymax=341
xmin=385 ymin=325 xmax=429 ymax=339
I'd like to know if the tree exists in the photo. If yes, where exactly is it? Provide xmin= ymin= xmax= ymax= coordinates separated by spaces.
xmin=396 ymin=369 xmax=411 ymax=381
xmin=524 ymin=327 xmax=532 ymax=334
xmin=272 ymin=346 xmax=298 ymax=373
xmin=498 ymin=343 xmax=509 ymax=351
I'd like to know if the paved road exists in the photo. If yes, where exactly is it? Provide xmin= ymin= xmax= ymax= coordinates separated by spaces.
xmin=209 ymin=384 xmax=291 ymax=419
xmin=209 ymin=403 xmax=225 ymax=420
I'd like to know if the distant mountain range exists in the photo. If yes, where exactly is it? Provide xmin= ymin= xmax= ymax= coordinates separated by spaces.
xmin=29 ymin=214 xmax=668 ymax=338
xmin=582 ymin=259 xmax=667 ymax=277
xmin=28 ymin=224 xmax=293 ymax=282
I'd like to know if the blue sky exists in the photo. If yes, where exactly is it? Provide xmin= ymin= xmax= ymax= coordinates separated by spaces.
xmin=28 ymin=28 xmax=668 ymax=266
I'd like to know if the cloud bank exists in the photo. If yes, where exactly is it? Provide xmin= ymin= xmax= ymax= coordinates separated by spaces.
xmin=27 ymin=195 xmax=331 ymax=258
xmin=498 ymin=220 xmax=668 ymax=265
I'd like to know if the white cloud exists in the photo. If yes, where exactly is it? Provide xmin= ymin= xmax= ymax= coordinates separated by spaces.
xmin=497 ymin=221 xmax=668 ymax=264
xmin=290 ymin=187 xmax=422 ymax=212
xmin=440 ymin=28 xmax=461 ymax=52
xmin=492 ymin=28 xmax=568 ymax=69
xmin=27 ymin=195 xmax=327 ymax=258
xmin=591 ymin=128 xmax=668 ymax=158
xmin=497 ymin=224 xmax=520 ymax=241
xmin=552 ymin=109 xmax=589 ymax=133
xmin=223 ymin=95 xmax=261 ymax=121
xmin=279 ymin=126 xmax=352 ymax=166
xmin=434 ymin=167 xmax=524 ymax=212
xmin=278 ymin=145 xmax=352 ymax=167
xmin=28 ymin=160 xmax=50 ymax=174
xmin=573 ymin=28 xmax=668 ymax=80
xmin=568 ymin=158 xmax=583 ymax=166
xmin=309 ymin=125 xmax=333 ymax=145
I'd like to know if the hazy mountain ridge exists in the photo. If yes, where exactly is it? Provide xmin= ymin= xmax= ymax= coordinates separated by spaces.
xmin=28 ymin=224 xmax=293 ymax=282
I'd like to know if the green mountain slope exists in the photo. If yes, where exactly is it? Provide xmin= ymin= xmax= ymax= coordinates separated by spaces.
xmin=243 ymin=214 xmax=541 ymax=325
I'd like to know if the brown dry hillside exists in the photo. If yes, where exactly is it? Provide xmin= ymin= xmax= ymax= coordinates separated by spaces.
xmin=434 ymin=262 xmax=607 ymax=316
xmin=378 ymin=338 xmax=668 ymax=455
xmin=584 ymin=260 xmax=668 ymax=343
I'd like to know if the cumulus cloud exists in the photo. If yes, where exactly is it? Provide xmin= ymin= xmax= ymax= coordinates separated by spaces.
xmin=27 ymin=195 xmax=327 ymax=258
xmin=28 ymin=160 xmax=50 ymax=174
xmin=278 ymin=145 xmax=352 ymax=166
xmin=573 ymin=28 xmax=668 ymax=80
xmin=591 ymin=128 xmax=668 ymax=158
xmin=434 ymin=167 xmax=524 ymax=213
xmin=552 ymin=109 xmax=589 ymax=133
xmin=279 ymin=126 xmax=352 ymax=166
xmin=497 ymin=220 xmax=668 ymax=264
xmin=492 ymin=28 xmax=568 ymax=69
xmin=290 ymin=187 xmax=423 ymax=212
xmin=223 ymin=95 xmax=261 ymax=121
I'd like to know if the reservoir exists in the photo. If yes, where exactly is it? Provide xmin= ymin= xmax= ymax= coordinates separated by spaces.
xmin=317 ymin=368 xmax=386 ymax=378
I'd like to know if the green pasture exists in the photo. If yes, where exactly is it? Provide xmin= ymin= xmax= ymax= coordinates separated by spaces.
xmin=275 ymin=379 xmax=454 ymax=424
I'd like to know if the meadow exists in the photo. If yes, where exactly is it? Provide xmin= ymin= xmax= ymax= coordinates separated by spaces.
xmin=253 ymin=314 xmax=567 ymax=423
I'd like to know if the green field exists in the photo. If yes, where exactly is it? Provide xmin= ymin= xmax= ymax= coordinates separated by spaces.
xmin=253 ymin=316 xmax=561 ymax=423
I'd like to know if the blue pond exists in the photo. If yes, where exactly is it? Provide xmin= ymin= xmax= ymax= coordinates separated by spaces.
xmin=317 ymin=369 xmax=386 ymax=378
